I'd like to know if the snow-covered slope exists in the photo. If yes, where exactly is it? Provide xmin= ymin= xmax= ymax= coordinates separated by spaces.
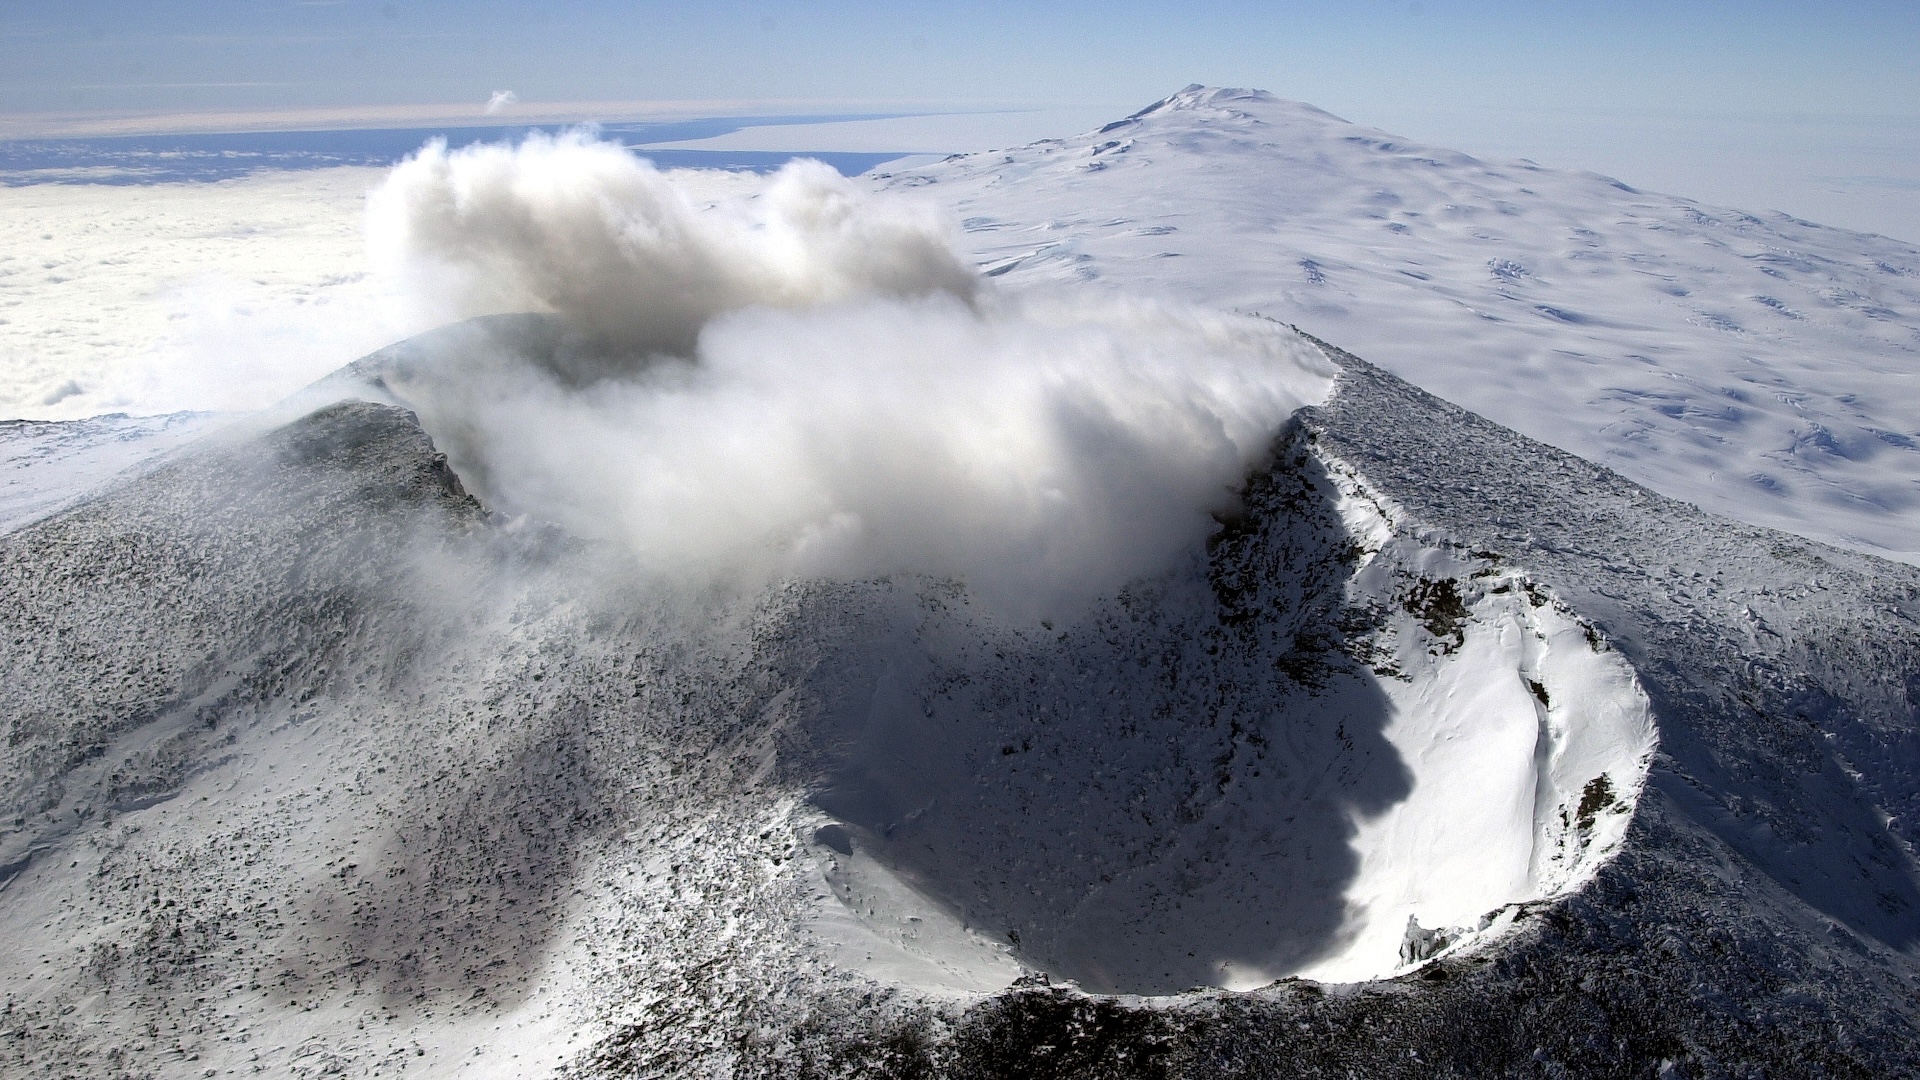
xmin=0 ymin=411 xmax=219 ymax=534
xmin=891 ymin=86 xmax=1920 ymax=565
xmin=2 ymin=325 xmax=1915 ymax=1077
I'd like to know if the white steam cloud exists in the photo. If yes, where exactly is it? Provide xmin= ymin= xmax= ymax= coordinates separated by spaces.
xmin=365 ymin=135 xmax=1334 ymax=613
xmin=367 ymin=133 xmax=977 ymax=360
xmin=484 ymin=90 xmax=517 ymax=116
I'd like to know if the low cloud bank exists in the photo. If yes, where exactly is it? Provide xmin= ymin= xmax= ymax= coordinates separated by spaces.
xmin=367 ymin=135 xmax=1334 ymax=612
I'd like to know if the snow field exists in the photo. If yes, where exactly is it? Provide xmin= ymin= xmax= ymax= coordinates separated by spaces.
xmin=906 ymin=86 xmax=1920 ymax=566
xmin=0 ymin=411 xmax=220 ymax=533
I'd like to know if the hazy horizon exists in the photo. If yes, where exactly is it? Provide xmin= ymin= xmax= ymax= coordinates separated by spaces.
xmin=4 ymin=1 xmax=1917 ymax=241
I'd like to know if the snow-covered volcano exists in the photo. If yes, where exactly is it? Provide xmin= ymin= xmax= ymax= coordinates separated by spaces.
xmin=903 ymin=86 xmax=1920 ymax=566
xmin=1 ymin=89 xmax=1918 ymax=1078
xmin=0 ymin=328 xmax=1662 ymax=1067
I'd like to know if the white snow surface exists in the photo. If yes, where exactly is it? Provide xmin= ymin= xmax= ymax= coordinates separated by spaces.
xmin=892 ymin=86 xmax=1920 ymax=565
xmin=0 ymin=411 xmax=219 ymax=534
xmin=1301 ymin=456 xmax=1652 ymax=982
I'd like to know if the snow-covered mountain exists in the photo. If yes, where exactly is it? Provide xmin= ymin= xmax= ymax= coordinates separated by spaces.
xmin=2 ymin=88 xmax=1918 ymax=1078
xmin=895 ymin=86 xmax=1920 ymax=565
xmin=4 ymin=336 xmax=1916 ymax=1077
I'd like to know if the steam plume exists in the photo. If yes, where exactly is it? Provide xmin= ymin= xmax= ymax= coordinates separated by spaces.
xmin=365 ymin=136 xmax=1334 ymax=614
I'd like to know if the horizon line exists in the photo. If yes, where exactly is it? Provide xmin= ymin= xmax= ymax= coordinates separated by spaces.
xmin=0 ymin=97 xmax=1055 ymax=141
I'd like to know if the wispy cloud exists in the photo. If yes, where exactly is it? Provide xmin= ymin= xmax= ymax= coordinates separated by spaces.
xmin=159 ymin=31 xmax=453 ymax=44
xmin=0 ymin=97 xmax=910 ymax=139
xmin=67 ymin=82 xmax=306 ymax=90
xmin=1826 ymin=175 xmax=1920 ymax=191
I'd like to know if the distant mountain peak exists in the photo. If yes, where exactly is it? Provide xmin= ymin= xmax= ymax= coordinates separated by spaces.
xmin=1109 ymin=85 xmax=1350 ymax=132
xmin=1162 ymin=85 xmax=1277 ymax=108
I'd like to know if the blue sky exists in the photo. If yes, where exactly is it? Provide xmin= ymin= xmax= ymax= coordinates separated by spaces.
xmin=4 ymin=1 xmax=1914 ymax=120
xmin=3 ymin=2 xmax=1919 ymax=238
